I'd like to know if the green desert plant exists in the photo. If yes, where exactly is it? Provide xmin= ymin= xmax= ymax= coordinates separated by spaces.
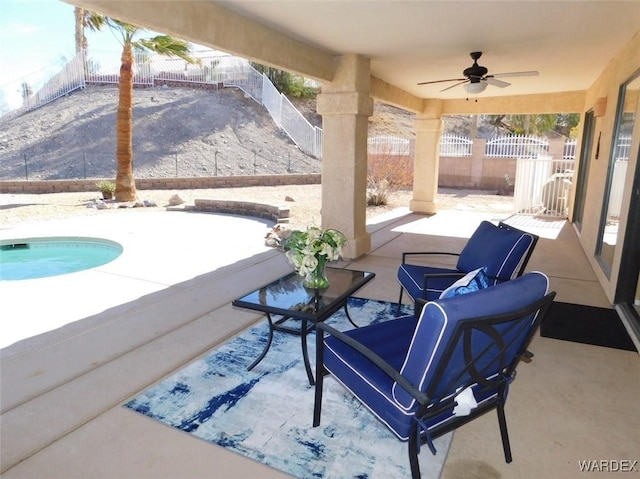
xmin=96 ymin=180 xmax=116 ymax=198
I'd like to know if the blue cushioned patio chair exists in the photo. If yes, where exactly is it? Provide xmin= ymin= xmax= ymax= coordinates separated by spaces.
xmin=313 ymin=272 xmax=555 ymax=479
xmin=397 ymin=220 xmax=538 ymax=315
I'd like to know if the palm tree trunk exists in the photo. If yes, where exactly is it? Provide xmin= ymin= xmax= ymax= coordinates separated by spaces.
xmin=115 ymin=42 xmax=137 ymax=201
xmin=74 ymin=8 xmax=87 ymax=54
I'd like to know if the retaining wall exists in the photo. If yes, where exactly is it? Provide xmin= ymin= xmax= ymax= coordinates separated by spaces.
xmin=0 ymin=174 xmax=321 ymax=194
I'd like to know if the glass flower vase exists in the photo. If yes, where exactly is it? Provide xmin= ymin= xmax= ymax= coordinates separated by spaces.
xmin=303 ymin=256 xmax=329 ymax=289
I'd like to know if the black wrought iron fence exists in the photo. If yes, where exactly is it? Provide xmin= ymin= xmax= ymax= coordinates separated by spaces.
xmin=0 ymin=149 xmax=321 ymax=181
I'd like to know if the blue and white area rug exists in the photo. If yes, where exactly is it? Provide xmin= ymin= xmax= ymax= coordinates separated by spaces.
xmin=125 ymin=298 xmax=453 ymax=478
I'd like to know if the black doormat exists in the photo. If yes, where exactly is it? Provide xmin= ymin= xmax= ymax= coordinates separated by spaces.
xmin=540 ymin=302 xmax=637 ymax=351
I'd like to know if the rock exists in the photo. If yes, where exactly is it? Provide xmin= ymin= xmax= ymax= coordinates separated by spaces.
xmin=264 ymin=224 xmax=292 ymax=248
xmin=168 ymin=194 xmax=185 ymax=206
xmin=284 ymin=195 xmax=295 ymax=202
xmin=143 ymin=199 xmax=158 ymax=207
xmin=94 ymin=200 xmax=109 ymax=210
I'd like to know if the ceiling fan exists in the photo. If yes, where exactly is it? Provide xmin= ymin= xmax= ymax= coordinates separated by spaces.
xmin=418 ymin=51 xmax=539 ymax=94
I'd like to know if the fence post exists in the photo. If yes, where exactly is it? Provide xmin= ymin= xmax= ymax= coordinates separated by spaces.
xmin=471 ymin=139 xmax=486 ymax=187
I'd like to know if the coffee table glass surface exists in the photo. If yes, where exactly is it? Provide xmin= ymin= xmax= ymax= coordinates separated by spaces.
xmin=233 ymin=267 xmax=374 ymax=320
xmin=232 ymin=267 xmax=375 ymax=384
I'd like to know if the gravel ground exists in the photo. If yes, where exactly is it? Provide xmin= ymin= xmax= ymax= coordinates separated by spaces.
xmin=0 ymin=185 xmax=513 ymax=230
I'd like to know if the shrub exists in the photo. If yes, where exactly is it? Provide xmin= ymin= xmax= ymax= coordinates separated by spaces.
xmin=367 ymin=178 xmax=390 ymax=206
xmin=366 ymin=142 xmax=414 ymax=206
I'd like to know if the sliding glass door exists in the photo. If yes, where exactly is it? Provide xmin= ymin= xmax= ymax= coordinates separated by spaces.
xmin=595 ymin=71 xmax=639 ymax=276
xmin=616 ymin=150 xmax=640 ymax=339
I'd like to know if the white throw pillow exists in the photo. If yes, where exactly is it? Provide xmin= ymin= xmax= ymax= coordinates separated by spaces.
xmin=439 ymin=266 xmax=489 ymax=299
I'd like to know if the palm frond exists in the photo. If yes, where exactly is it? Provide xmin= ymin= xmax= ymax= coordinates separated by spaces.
xmin=136 ymin=36 xmax=199 ymax=65
xmin=108 ymin=19 xmax=138 ymax=44
xmin=83 ymin=12 xmax=107 ymax=32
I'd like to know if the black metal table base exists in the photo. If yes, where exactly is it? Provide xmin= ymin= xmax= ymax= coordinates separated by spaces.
xmin=248 ymin=303 xmax=356 ymax=385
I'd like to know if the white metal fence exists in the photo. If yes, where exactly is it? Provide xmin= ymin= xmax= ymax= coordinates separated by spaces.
xmin=3 ymin=50 xmax=324 ymax=159
xmin=511 ymin=135 xmax=629 ymax=218
xmin=2 ymin=53 xmax=87 ymax=122
xmin=615 ymin=135 xmax=633 ymax=161
xmin=440 ymin=134 xmax=473 ymax=157
xmin=563 ymin=139 xmax=577 ymax=159
xmin=514 ymin=156 xmax=575 ymax=217
xmin=368 ymin=135 xmax=411 ymax=156
xmin=486 ymin=135 xmax=549 ymax=158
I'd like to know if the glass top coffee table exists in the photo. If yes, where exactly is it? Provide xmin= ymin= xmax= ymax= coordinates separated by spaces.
xmin=232 ymin=267 xmax=375 ymax=384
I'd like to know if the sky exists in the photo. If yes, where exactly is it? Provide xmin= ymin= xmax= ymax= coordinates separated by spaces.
xmin=0 ymin=0 xmax=207 ymax=111
xmin=0 ymin=0 xmax=114 ymax=108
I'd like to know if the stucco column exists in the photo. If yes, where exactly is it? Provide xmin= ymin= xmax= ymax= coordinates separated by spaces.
xmin=317 ymin=55 xmax=373 ymax=258
xmin=410 ymin=112 xmax=443 ymax=214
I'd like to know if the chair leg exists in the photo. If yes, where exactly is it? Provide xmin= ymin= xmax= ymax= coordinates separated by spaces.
xmin=496 ymin=401 xmax=513 ymax=463
xmin=313 ymin=327 xmax=325 ymax=427
xmin=408 ymin=422 xmax=421 ymax=479
xmin=397 ymin=287 xmax=404 ymax=316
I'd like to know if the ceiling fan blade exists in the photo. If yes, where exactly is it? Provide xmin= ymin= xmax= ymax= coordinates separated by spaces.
xmin=439 ymin=80 xmax=469 ymax=92
xmin=490 ymin=71 xmax=539 ymax=78
xmin=485 ymin=77 xmax=511 ymax=88
xmin=417 ymin=78 xmax=466 ymax=86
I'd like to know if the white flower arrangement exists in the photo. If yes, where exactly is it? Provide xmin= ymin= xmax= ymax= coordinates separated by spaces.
xmin=283 ymin=226 xmax=347 ymax=277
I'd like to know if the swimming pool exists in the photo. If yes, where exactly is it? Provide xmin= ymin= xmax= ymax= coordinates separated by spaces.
xmin=0 ymin=237 xmax=123 ymax=281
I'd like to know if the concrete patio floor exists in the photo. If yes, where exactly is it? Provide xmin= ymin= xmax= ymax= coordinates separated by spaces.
xmin=1 ymin=207 xmax=639 ymax=478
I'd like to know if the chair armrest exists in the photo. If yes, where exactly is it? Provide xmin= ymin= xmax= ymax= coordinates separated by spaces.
xmin=317 ymin=322 xmax=430 ymax=406
xmin=401 ymin=251 xmax=460 ymax=263
xmin=421 ymin=271 xmax=466 ymax=295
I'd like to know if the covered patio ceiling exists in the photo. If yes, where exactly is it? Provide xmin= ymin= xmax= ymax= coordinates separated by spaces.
xmin=216 ymin=1 xmax=640 ymax=100
xmin=67 ymin=1 xmax=640 ymax=103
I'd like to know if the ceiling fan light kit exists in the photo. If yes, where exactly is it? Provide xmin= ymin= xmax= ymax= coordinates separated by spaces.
xmin=418 ymin=51 xmax=539 ymax=95
xmin=464 ymin=82 xmax=487 ymax=94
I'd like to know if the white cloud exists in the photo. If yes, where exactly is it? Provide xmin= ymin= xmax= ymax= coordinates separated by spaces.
xmin=0 ymin=22 xmax=43 ymax=39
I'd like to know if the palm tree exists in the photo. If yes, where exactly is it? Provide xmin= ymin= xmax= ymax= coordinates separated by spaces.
xmin=83 ymin=14 xmax=198 ymax=201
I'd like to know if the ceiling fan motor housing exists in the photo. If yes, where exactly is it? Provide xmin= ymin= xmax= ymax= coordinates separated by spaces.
xmin=464 ymin=52 xmax=488 ymax=82
xmin=464 ymin=66 xmax=487 ymax=81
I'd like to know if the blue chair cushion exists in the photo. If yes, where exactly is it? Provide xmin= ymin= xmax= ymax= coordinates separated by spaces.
xmin=324 ymin=272 xmax=550 ymax=441
xmin=439 ymin=266 xmax=489 ymax=298
xmin=323 ymin=315 xmax=418 ymax=439
xmin=456 ymin=221 xmax=536 ymax=283
xmin=397 ymin=264 xmax=463 ymax=301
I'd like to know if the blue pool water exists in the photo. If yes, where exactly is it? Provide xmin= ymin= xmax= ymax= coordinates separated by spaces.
xmin=0 ymin=237 xmax=123 ymax=281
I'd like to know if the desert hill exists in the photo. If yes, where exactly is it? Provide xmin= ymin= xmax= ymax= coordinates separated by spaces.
xmin=0 ymin=84 xmax=421 ymax=182
xmin=0 ymin=85 xmax=324 ymax=181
